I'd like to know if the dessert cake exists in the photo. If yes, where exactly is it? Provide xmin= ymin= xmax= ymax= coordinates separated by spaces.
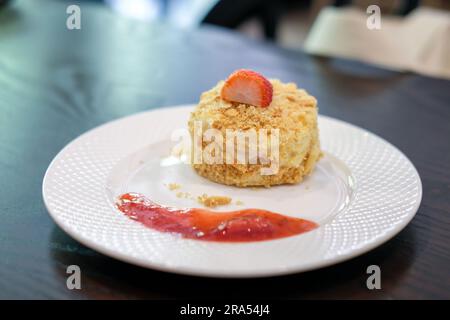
xmin=188 ymin=69 xmax=321 ymax=187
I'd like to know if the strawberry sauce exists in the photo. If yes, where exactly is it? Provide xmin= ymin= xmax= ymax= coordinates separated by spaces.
xmin=116 ymin=192 xmax=318 ymax=242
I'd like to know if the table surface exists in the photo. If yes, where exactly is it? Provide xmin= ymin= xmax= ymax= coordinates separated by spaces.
xmin=1 ymin=0 xmax=449 ymax=299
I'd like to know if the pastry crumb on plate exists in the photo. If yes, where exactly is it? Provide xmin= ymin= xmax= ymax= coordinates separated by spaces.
xmin=197 ymin=194 xmax=232 ymax=208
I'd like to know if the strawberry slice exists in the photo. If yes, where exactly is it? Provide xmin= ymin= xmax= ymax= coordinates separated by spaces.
xmin=220 ymin=69 xmax=273 ymax=107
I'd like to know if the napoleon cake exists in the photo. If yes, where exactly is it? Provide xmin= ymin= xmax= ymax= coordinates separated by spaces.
xmin=188 ymin=69 xmax=321 ymax=187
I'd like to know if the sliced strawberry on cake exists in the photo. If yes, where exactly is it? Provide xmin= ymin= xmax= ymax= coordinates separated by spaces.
xmin=220 ymin=69 xmax=273 ymax=107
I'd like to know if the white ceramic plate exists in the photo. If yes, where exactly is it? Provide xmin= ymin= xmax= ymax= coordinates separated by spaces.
xmin=43 ymin=105 xmax=422 ymax=278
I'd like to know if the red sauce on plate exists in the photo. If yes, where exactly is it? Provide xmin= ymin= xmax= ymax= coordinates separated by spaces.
xmin=116 ymin=192 xmax=318 ymax=242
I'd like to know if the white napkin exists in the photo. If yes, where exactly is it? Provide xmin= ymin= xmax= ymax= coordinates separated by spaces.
xmin=304 ymin=7 xmax=450 ymax=79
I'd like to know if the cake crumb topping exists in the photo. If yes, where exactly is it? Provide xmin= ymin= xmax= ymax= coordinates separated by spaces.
xmin=188 ymin=79 xmax=321 ymax=187
xmin=167 ymin=183 xmax=181 ymax=190
xmin=197 ymin=194 xmax=232 ymax=208
xmin=176 ymin=191 xmax=191 ymax=199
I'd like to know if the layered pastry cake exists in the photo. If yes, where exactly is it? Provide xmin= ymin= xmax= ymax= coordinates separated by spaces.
xmin=188 ymin=69 xmax=321 ymax=187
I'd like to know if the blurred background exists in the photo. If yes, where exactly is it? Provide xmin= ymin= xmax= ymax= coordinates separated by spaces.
xmin=2 ymin=0 xmax=447 ymax=78
xmin=8 ymin=0 xmax=445 ymax=47
xmin=0 ymin=0 xmax=450 ymax=78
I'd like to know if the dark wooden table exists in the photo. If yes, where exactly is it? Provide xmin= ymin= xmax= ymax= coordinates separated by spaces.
xmin=0 ymin=0 xmax=449 ymax=300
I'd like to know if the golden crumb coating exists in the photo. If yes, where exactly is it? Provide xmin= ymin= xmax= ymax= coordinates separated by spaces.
xmin=188 ymin=79 xmax=321 ymax=187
